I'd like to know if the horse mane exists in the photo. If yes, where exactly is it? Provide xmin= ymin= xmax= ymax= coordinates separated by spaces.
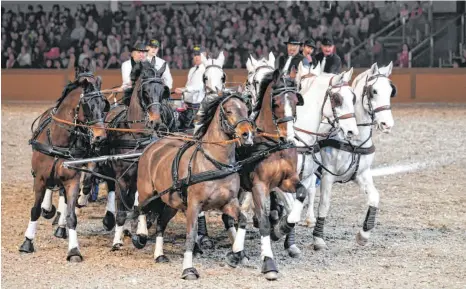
xmin=193 ymin=94 xmax=232 ymax=139
xmin=352 ymin=68 xmax=371 ymax=89
xmin=54 ymin=80 xmax=80 ymax=109
xmin=251 ymin=70 xmax=275 ymax=115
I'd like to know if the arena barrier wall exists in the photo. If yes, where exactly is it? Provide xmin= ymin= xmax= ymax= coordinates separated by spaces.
xmin=2 ymin=68 xmax=466 ymax=103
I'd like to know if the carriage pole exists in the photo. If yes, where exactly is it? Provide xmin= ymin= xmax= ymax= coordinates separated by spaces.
xmin=62 ymin=153 xmax=142 ymax=168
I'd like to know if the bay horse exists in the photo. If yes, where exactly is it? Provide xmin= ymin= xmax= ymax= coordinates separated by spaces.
xmin=85 ymin=59 xmax=170 ymax=250
xmin=19 ymin=70 xmax=109 ymax=262
xmin=224 ymin=69 xmax=305 ymax=281
xmin=304 ymin=62 xmax=396 ymax=250
xmin=133 ymin=93 xmax=254 ymax=280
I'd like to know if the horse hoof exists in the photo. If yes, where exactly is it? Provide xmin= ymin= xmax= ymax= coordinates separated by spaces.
xmin=304 ymin=218 xmax=316 ymax=228
xmin=54 ymin=227 xmax=68 ymax=239
xmin=19 ymin=238 xmax=34 ymax=253
xmin=356 ymin=231 xmax=369 ymax=246
xmin=131 ymin=234 xmax=147 ymax=249
xmin=66 ymin=248 xmax=83 ymax=262
xmin=52 ymin=212 xmax=61 ymax=226
xmin=181 ymin=268 xmax=199 ymax=280
xmin=41 ymin=205 xmax=56 ymax=219
xmin=111 ymin=243 xmax=123 ymax=251
xmin=313 ymin=243 xmax=328 ymax=251
xmin=155 ymin=255 xmax=170 ymax=263
xmin=102 ymin=211 xmax=116 ymax=231
xmin=225 ymin=251 xmax=241 ymax=268
xmin=264 ymin=271 xmax=279 ymax=281
xmin=287 ymin=245 xmax=301 ymax=258
xmin=261 ymin=256 xmax=278 ymax=280
xmin=199 ymin=235 xmax=214 ymax=250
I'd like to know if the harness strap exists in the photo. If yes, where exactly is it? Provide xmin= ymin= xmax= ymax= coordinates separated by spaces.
xmin=318 ymin=139 xmax=375 ymax=155
xmin=30 ymin=140 xmax=88 ymax=159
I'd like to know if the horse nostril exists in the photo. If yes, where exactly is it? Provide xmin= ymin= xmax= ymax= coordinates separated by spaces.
xmin=381 ymin=122 xmax=387 ymax=127
xmin=347 ymin=131 xmax=354 ymax=136
xmin=242 ymin=132 xmax=249 ymax=138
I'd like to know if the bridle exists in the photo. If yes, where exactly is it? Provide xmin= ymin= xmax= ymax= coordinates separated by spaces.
xmin=321 ymin=77 xmax=356 ymax=129
xmin=218 ymin=95 xmax=255 ymax=139
xmin=360 ymin=73 xmax=396 ymax=125
xmin=246 ymin=64 xmax=275 ymax=103
xmin=138 ymin=67 xmax=164 ymax=114
xmin=203 ymin=60 xmax=225 ymax=94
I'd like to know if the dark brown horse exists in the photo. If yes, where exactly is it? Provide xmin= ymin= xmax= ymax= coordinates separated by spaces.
xmin=93 ymin=59 xmax=170 ymax=250
xmin=19 ymin=70 xmax=109 ymax=262
xmin=133 ymin=94 xmax=254 ymax=280
xmin=224 ymin=70 xmax=306 ymax=281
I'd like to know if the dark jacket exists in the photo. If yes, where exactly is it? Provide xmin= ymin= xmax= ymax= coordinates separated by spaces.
xmin=276 ymin=54 xmax=304 ymax=74
xmin=314 ymin=52 xmax=342 ymax=74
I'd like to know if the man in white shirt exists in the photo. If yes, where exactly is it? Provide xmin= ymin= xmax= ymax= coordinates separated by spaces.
xmin=174 ymin=45 xmax=206 ymax=130
xmin=146 ymin=39 xmax=173 ymax=90
xmin=120 ymin=42 xmax=148 ymax=106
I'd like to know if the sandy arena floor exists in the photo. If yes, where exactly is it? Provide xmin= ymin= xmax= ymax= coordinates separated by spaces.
xmin=1 ymin=103 xmax=466 ymax=288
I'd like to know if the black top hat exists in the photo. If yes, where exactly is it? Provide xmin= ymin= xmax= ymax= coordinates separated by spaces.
xmin=193 ymin=45 xmax=205 ymax=55
xmin=132 ymin=42 xmax=148 ymax=52
xmin=303 ymin=38 xmax=317 ymax=49
xmin=321 ymin=37 xmax=334 ymax=46
xmin=283 ymin=37 xmax=303 ymax=45
xmin=147 ymin=39 xmax=160 ymax=48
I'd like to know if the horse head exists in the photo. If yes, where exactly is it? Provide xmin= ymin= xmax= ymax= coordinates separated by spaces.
xmin=356 ymin=62 xmax=395 ymax=133
xmin=202 ymin=51 xmax=226 ymax=94
xmin=246 ymin=52 xmax=275 ymax=107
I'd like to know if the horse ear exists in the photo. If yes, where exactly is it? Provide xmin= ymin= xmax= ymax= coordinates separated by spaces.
xmin=272 ymin=69 xmax=281 ymax=82
xmin=151 ymin=56 xmax=156 ymax=67
xmin=342 ymin=67 xmax=354 ymax=83
xmin=311 ymin=61 xmax=322 ymax=75
xmin=385 ymin=61 xmax=393 ymax=76
xmin=201 ymin=53 xmax=208 ymax=65
xmin=331 ymin=72 xmax=345 ymax=86
xmin=268 ymin=52 xmax=275 ymax=67
xmin=157 ymin=62 xmax=167 ymax=77
xmin=370 ymin=62 xmax=379 ymax=75
xmin=290 ymin=65 xmax=297 ymax=79
xmin=246 ymin=55 xmax=255 ymax=72
xmin=216 ymin=50 xmax=225 ymax=67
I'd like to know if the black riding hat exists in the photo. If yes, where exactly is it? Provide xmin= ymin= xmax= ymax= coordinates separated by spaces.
xmin=132 ymin=42 xmax=148 ymax=52
xmin=303 ymin=38 xmax=317 ymax=49
xmin=283 ymin=37 xmax=303 ymax=45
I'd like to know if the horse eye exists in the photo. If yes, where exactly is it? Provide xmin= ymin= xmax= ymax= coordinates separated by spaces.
xmin=372 ymin=89 xmax=377 ymax=94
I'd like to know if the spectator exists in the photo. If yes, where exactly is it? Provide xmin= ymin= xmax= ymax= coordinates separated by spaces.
xmin=85 ymin=15 xmax=98 ymax=38
xmin=70 ymin=19 xmax=85 ymax=42
xmin=6 ymin=53 xmax=19 ymax=68
xmin=106 ymin=54 xmax=120 ymax=69
xmin=17 ymin=46 xmax=32 ymax=67
xmin=396 ymin=43 xmax=410 ymax=68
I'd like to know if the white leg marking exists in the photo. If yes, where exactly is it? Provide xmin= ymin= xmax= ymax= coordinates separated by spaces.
xmin=25 ymin=221 xmax=38 ymax=240
xmin=154 ymin=236 xmax=164 ymax=259
xmin=359 ymin=229 xmax=371 ymax=239
xmin=232 ymin=228 xmax=247 ymax=252
xmin=106 ymin=191 xmax=115 ymax=213
xmin=287 ymin=199 xmax=304 ymax=224
xmin=136 ymin=215 xmax=148 ymax=236
xmin=68 ymin=229 xmax=79 ymax=250
xmin=77 ymin=192 xmax=89 ymax=207
xmin=227 ymin=227 xmax=237 ymax=245
xmin=183 ymin=251 xmax=193 ymax=270
xmin=58 ymin=197 xmax=67 ymax=227
xmin=198 ymin=211 xmax=205 ymax=217
xmin=113 ymin=225 xmax=124 ymax=246
xmin=133 ymin=191 xmax=139 ymax=207
xmin=260 ymin=236 xmax=274 ymax=260
xmin=41 ymin=189 xmax=53 ymax=211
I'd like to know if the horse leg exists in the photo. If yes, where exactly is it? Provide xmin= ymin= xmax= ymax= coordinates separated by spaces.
xmin=355 ymin=170 xmax=379 ymax=246
xmin=40 ymin=188 xmax=56 ymax=219
xmin=312 ymin=172 xmax=335 ymax=251
xmin=52 ymin=188 xmax=65 ymax=226
xmin=132 ymin=198 xmax=165 ymax=250
xmin=102 ymin=181 xmax=116 ymax=231
xmin=135 ymin=191 xmax=156 ymax=229
xmin=302 ymin=174 xmax=318 ymax=227
xmin=63 ymin=179 xmax=83 ymax=262
xmin=77 ymin=171 xmax=91 ymax=208
xmin=154 ymin=205 xmax=177 ymax=263
xmin=225 ymin=200 xmax=249 ymax=267
xmin=19 ymin=178 xmax=47 ymax=253
xmin=111 ymin=180 xmax=129 ymax=251
xmin=54 ymin=188 xmax=68 ymax=239
xmin=254 ymin=182 xmax=279 ymax=281
xmin=181 ymin=202 xmax=201 ymax=280
xmin=196 ymin=211 xmax=214 ymax=250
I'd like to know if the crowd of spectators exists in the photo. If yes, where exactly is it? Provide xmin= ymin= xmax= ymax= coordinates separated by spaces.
xmin=1 ymin=1 xmax=419 ymax=70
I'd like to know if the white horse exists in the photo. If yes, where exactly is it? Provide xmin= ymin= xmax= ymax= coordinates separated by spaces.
xmin=303 ymin=62 xmax=396 ymax=250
